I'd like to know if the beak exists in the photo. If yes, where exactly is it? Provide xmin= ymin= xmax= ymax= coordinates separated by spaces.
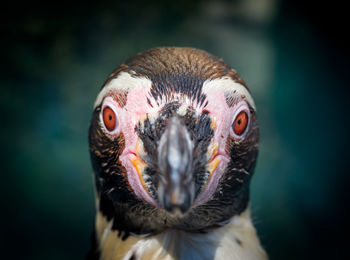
xmin=157 ymin=116 xmax=195 ymax=214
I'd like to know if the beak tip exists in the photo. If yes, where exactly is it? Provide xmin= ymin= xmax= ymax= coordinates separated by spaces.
xmin=163 ymin=204 xmax=191 ymax=215
xmin=161 ymin=192 xmax=193 ymax=215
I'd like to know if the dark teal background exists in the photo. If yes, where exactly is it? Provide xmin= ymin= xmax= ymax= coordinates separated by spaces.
xmin=1 ymin=1 xmax=349 ymax=259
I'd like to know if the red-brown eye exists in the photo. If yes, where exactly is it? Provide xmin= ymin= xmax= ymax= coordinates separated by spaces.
xmin=233 ymin=111 xmax=248 ymax=136
xmin=103 ymin=106 xmax=117 ymax=131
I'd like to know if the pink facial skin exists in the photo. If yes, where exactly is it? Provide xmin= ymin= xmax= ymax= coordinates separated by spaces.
xmin=101 ymin=92 xmax=160 ymax=208
xmin=100 ymin=81 xmax=250 ymax=209
xmin=193 ymin=93 xmax=249 ymax=206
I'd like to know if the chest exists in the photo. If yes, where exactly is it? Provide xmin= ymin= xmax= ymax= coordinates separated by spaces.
xmin=95 ymin=209 xmax=267 ymax=260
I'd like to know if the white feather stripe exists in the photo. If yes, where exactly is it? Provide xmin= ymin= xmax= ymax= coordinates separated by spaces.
xmin=202 ymin=77 xmax=255 ymax=110
xmin=96 ymin=209 xmax=268 ymax=260
xmin=94 ymin=72 xmax=152 ymax=108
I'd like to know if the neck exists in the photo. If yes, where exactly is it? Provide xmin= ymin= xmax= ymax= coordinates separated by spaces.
xmin=94 ymin=208 xmax=267 ymax=260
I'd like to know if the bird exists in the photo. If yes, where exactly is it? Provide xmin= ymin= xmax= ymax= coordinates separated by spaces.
xmin=88 ymin=47 xmax=267 ymax=260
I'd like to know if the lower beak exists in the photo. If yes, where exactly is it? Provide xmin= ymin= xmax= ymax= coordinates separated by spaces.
xmin=157 ymin=117 xmax=195 ymax=214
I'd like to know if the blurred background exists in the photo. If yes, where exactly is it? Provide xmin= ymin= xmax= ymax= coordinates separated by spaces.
xmin=1 ymin=0 xmax=349 ymax=259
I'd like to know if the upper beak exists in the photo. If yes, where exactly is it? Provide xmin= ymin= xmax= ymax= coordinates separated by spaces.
xmin=157 ymin=116 xmax=195 ymax=214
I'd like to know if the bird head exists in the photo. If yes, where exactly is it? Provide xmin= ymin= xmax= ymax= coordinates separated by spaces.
xmin=89 ymin=47 xmax=259 ymax=236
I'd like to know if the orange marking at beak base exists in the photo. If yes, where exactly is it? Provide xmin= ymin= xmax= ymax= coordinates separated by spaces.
xmin=207 ymin=142 xmax=218 ymax=162
xmin=135 ymin=138 xmax=145 ymax=155
xmin=208 ymin=157 xmax=221 ymax=176
xmin=200 ymin=157 xmax=221 ymax=194
xmin=131 ymin=157 xmax=149 ymax=192
xmin=210 ymin=119 xmax=217 ymax=131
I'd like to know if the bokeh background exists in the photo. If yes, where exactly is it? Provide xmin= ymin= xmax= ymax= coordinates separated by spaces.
xmin=1 ymin=0 xmax=349 ymax=259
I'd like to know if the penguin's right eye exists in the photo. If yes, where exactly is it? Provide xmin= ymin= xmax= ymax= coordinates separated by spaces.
xmin=100 ymin=97 xmax=120 ymax=135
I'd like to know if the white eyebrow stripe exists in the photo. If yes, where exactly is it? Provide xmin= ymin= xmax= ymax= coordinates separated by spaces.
xmin=202 ymin=77 xmax=255 ymax=110
xmin=93 ymin=71 xmax=152 ymax=108
xmin=94 ymin=73 xmax=255 ymax=110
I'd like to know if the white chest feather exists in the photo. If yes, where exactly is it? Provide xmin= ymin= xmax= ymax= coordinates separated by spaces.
xmin=96 ymin=209 xmax=268 ymax=260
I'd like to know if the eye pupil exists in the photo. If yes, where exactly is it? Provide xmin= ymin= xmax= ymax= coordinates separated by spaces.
xmin=103 ymin=106 xmax=117 ymax=131
xmin=233 ymin=111 xmax=248 ymax=136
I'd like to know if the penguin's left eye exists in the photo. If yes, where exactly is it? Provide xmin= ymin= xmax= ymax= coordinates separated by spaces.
xmin=230 ymin=102 xmax=250 ymax=140
xmin=233 ymin=111 xmax=248 ymax=136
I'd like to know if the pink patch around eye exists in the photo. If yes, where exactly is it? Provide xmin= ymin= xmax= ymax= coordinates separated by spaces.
xmin=193 ymin=97 xmax=250 ymax=206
